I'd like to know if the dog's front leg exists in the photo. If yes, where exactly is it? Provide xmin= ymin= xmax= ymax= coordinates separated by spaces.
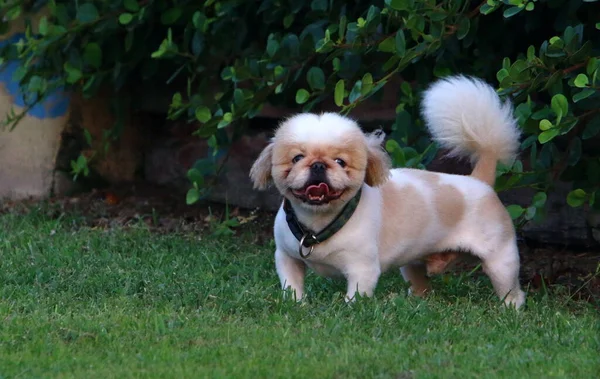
xmin=344 ymin=264 xmax=381 ymax=302
xmin=275 ymin=249 xmax=306 ymax=301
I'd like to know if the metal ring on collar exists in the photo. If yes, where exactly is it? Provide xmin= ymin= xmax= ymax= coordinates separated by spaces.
xmin=298 ymin=234 xmax=318 ymax=258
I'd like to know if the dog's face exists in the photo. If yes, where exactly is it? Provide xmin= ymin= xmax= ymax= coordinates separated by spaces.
xmin=250 ymin=113 xmax=391 ymax=211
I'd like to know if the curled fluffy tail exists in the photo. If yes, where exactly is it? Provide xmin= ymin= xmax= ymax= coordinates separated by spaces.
xmin=421 ymin=75 xmax=520 ymax=186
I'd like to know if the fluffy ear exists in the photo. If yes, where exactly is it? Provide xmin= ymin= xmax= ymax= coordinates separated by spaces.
xmin=249 ymin=142 xmax=275 ymax=190
xmin=364 ymin=130 xmax=392 ymax=187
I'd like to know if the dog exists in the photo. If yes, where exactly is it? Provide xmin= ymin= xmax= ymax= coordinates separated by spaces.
xmin=249 ymin=75 xmax=526 ymax=309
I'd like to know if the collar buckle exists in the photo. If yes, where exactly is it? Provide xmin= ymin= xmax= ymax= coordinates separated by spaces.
xmin=298 ymin=233 xmax=318 ymax=258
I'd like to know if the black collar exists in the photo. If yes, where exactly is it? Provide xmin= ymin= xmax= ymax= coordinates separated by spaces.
xmin=283 ymin=188 xmax=362 ymax=257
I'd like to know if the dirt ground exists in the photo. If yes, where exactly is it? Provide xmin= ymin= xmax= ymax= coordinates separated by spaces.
xmin=2 ymin=182 xmax=599 ymax=307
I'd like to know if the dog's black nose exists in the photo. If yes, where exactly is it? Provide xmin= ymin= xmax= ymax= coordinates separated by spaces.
xmin=311 ymin=162 xmax=326 ymax=173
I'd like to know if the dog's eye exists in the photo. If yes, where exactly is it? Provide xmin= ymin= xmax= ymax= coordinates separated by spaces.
xmin=292 ymin=154 xmax=304 ymax=163
xmin=335 ymin=158 xmax=346 ymax=168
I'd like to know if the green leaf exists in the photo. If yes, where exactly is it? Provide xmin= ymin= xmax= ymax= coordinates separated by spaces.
xmin=525 ymin=2 xmax=534 ymax=11
xmin=526 ymin=45 xmax=536 ymax=61
xmin=172 ymin=93 xmax=182 ymax=108
xmin=191 ymin=30 xmax=204 ymax=56
xmin=334 ymin=80 xmax=345 ymax=107
xmin=83 ymin=43 xmax=102 ymax=69
xmin=567 ymin=189 xmax=587 ymax=208
xmin=38 ymin=16 xmax=49 ymax=36
xmin=480 ymin=4 xmax=496 ymax=15
xmin=532 ymin=192 xmax=547 ymax=208
xmin=295 ymin=89 xmax=310 ymax=104
xmin=587 ymin=57 xmax=599 ymax=76
xmin=349 ymin=80 xmax=362 ymax=103
xmin=27 ymin=76 xmax=44 ymax=93
xmin=538 ymin=129 xmax=559 ymax=144
xmin=550 ymin=94 xmax=568 ymax=122
xmin=64 ymin=62 xmax=82 ymax=84
xmin=233 ymin=89 xmax=244 ymax=106
xmin=457 ymin=17 xmax=470 ymax=40
xmin=76 ymin=3 xmax=99 ymax=23
xmin=582 ymin=115 xmax=600 ymax=140
xmin=119 ymin=13 xmax=134 ymax=25
xmin=496 ymin=68 xmax=509 ymax=83
xmin=395 ymin=30 xmax=406 ymax=57
xmin=266 ymin=36 xmax=279 ymax=57
xmin=503 ymin=6 xmax=523 ymax=18
xmin=573 ymin=88 xmax=595 ymax=103
xmin=574 ymin=74 xmax=589 ymax=88
xmin=186 ymin=188 xmax=201 ymax=205
xmin=506 ymin=204 xmax=525 ymax=220
xmin=378 ymin=36 xmax=396 ymax=53
xmin=187 ymin=168 xmax=204 ymax=186
xmin=539 ymin=119 xmax=553 ymax=131
xmin=195 ymin=107 xmax=211 ymax=123
xmin=192 ymin=12 xmax=207 ymax=30
xmin=387 ymin=0 xmax=412 ymax=11
xmin=283 ymin=14 xmax=294 ymax=28
xmin=84 ymin=129 xmax=93 ymax=146
xmin=385 ymin=140 xmax=406 ymax=167
xmin=124 ymin=0 xmax=140 ymax=12
xmin=311 ymin=0 xmax=327 ymax=11
xmin=307 ymin=67 xmax=325 ymax=91
xmin=524 ymin=206 xmax=536 ymax=220
xmin=161 ymin=7 xmax=182 ymax=25
xmin=361 ymin=73 xmax=373 ymax=96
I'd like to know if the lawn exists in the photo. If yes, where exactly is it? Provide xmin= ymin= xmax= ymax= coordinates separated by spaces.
xmin=0 ymin=206 xmax=598 ymax=379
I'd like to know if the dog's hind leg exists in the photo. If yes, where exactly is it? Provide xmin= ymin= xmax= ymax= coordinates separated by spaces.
xmin=400 ymin=262 xmax=431 ymax=297
xmin=464 ymin=232 xmax=525 ymax=309
xmin=479 ymin=241 xmax=526 ymax=309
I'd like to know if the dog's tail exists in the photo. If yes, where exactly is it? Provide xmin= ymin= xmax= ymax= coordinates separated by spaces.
xmin=421 ymin=75 xmax=520 ymax=186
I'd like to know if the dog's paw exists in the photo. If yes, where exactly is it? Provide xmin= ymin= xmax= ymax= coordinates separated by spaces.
xmin=503 ymin=289 xmax=526 ymax=310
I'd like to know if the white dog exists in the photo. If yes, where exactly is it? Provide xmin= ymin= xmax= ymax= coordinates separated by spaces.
xmin=250 ymin=75 xmax=526 ymax=308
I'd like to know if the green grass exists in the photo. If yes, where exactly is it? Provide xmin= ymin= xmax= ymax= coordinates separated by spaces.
xmin=0 ymin=208 xmax=598 ymax=379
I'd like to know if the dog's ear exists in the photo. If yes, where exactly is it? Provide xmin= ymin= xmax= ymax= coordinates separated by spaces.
xmin=250 ymin=141 xmax=275 ymax=190
xmin=365 ymin=130 xmax=392 ymax=187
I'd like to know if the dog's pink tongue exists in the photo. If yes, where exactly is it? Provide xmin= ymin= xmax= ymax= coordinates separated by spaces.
xmin=305 ymin=183 xmax=329 ymax=197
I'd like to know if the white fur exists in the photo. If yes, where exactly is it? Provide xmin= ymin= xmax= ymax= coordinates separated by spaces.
xmin=421 ymin=75 xmax=520 ymax=163
xmin=278 ymin=113 xmax=361 ymax=145
xmin=255 ymin=76 xmax=526 ymax=309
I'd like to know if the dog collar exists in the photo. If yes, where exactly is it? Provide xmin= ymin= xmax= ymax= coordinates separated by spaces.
xmin=283 ymin=188 xmax=362 ymax=259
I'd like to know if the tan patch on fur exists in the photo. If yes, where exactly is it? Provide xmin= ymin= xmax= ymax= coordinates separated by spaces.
xmin=408 ymin=169 xmax=466 ymax=227
xmin=478 ymin=192 xmax=514 ymax=241
xmin=434 ymin=184 xmax=466 ymax=227
xmin=471 ymin=152 xmax=497 ymax=186
xmin=379 ymin=183 xmax=430 ymax=253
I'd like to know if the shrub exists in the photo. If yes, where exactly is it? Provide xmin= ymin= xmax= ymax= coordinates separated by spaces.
xmin=0 ymin=0 xmax=599 ymax=226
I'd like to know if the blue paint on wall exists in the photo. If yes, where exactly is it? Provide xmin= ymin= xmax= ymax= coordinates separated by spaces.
xmin=0 ymin=33 xmax=70 ymax=119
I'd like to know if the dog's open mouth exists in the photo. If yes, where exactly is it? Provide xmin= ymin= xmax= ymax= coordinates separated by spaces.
xmin=292 ymin=183 xmax=343 ymax=205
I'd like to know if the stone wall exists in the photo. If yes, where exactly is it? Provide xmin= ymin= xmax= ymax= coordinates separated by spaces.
xmin=142 ymin=114 xmax=600 ymax=248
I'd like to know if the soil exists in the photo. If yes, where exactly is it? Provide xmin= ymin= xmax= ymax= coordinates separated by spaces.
xmin=2 ymin=182 xmax=599 ymax=307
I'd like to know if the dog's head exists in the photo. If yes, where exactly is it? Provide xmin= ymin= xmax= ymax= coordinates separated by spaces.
xmin=250 ymin=113 xmax=391 ymax=211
